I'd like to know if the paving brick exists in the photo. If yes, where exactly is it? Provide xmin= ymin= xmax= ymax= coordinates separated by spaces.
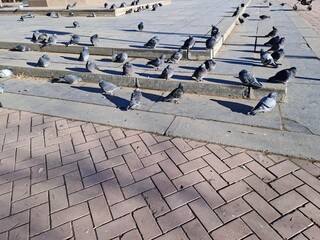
xmin=46 ymin=134 xmax=71 ymax=147
xmin=31 ymin=115 xmax=43 ymax=126
xmin=0 ymin=168 xmax=30 ymax=185
xmin=0 ymin=192 xmax=11 ymax=219
xmin=75 ymin=140 xmax=101 ymax=153
xmin=132 ymin=141 xmax=151 ymax=158
xmin=141 ymin=152 xmax=168 ymax=167
xmin=242 ymin=211 xmax=282 ymax=240
xmin=219 ymin=181 xmax=251 ymax=202
xmin=223 ymin=152 xmax=254 ymax=169
xmin=158 ymin=158 xmax=182 ymax=180
xmin=272 ymin=211 xmax=312 ymax=239
xmin=58 ymin=140 xmax=75 ymax=157
xmin=215 ymin=197 xmax=251 ymax=223
xmin=31 ymin=135 xmax=44 ymax=150
xmin=142 ymin=189 xmax=170 ymax=217
xmin=267 ymin=154 xmax=288 ymax=163
xmin=296 ymin=184 xmax=320 ymax=207
xmin=43 ymin=126 xmax=57 ymax=141
xmin=153 ymin=135 xmax=171 ymax=143
xmin=0 ymin=157 xmax=15 ymax=175
xmin=81 ymin=123 xmax=96 ymax=136
xmin=206 ymin=144 xmax=232 ymax=160
xmin=152 ymin=171 xmax=177 ymax=197
xmin=96 ymin=156 xmax=125 ymax=172
xmin=73 ymin=215 xmax=96 ymax=240
xmin=121 ymin=229 xmax=142 ymax=240
xmin=110 ymin=195 xmax=147 ymax=219
xmin=30 ymin=164 xmax=46 ymax=185
xmin=183 ymin=146 xmax=211 ymax=161
xmin=187 ymin=140 xmax=206 ymax=149
xmin=31 ymin=176 xmax=64 ymax=195
xmin=148 ymin=141 xmax=173 ymax=154
xmin=124 ymin=130 xmax=142 ymax=137
xmin=113 ymin=163 xmax=134 ymax=187
xmin=182 ymin=219 xmax=212 ymax=240
xmin=245 ymin=161 xmax=276 ymax=182
xmin=0 ymin=149 xmax=15 ymax=161
xmin=165 ymin=148 xmax=188 ymax=166
xmin=300 ymin=203 xmax=320 ymax=226
xmin=69 ymin=185 xmax=103 ymax=205
xmin=221 ymin=166 xmax=252 ymax=184
xmin=133 ymin=164 xmax=161 ymax=182
xmin=199 ymin=166 xmax=228 ymax=190
xmin=32 ymin=144 xmax=59 ymax=158
xmin=110 ymin=128 xmax=125 ymax=140
xmin=173 ymin=171 xmax=204 ymax=190
xmin=100 ymin=136 xmax=117 ymax=152
xmin=0 ymin=182 xmax=12 ymax=196
xmin=225 ymin=146 xmax=245 ymax=155
xmin=30 ymin=203 xmax=50 ymax=237
xmin=270 ymin=191 xmax=307 ymax=215
xmin=244 ymin=192 xmax=280 ymax=223
xmin=244 ymin=175 xmax=279 ymax=201
xmin=154 ymin=227 xmax=188 ymax=240
xmin=179 ymin=158 xmax=208 ymax=174
xmin=102 ymin=178 xmax=124 ymax=206
xmin=51 ymin=202 xmax=89 ymax=228
xmin=49 ymin=185 xmax=68 ymax=213
xmin=89 ymin=196 xmax=112 ymax=228
xmin=8 ymin=224 xmax=29 ymax=240
xmin=89 ymin=146 xmax=107 ymax=164
xmin=171 ymin=138 xmax=192 ymax=153
xmin=303 ymin=225 xmax=320 ymax=240
xmin=96 ymin=214 xmax=135 ymax=240
xmin=294 ymin=169 xmax=320 ymax=193
xmin=291 ymin=159 xmax=320 ymax=177
xmin=78 ymin=157 xmax=96 ymax=178
xmin=292 ymin=234 xmax=309 ymax=240
xmin=194 ymin=181 xmax=225 ymax=209
xmin=85 ymin=130 xmax=110 ymax=143
xmin=64 ymin=170 xmax=83 ymax=194
xmin=123 ymin=152 xmax=143 ymax=172
xmin=71 ymin=131 xmax=86 ymax=146
xmin=268 ymin=160 xmax=300 ymax=178
xmin=11 ymin=192 xmax=48 ymax=214
xmin=166 ymin=187 xmax=200 ymax=209
xmin=247 ymin=151 xmax=275 ymax=168
xmin=106 ymin=145 xmax=133 ymax=159
xmin=16 ymin=145 xmax=30 ymax=162
xmin=62 ymin=150 xmax=90 ymax=165
xmin=31 ymin=223 xmax=72 ymax=240
xmin=16 ymin=155 xmax=45 ymax=171
xmin=48 ymin=162 xmax=78 ymax=179
xmin=210 ymin=218 xmax=252 ymax=240
xmin=46 ymin=151 xmax=61 ymax=170
xmin=270 ymin=174 xmax=303 ymax=194
xmin=157 ymin=205 xmax=194 ymax=233
xmin=133 ymin=207 xmax=162 ymax=240
xmin=94 ymin=124 xmax=112 ymax=132
xmin=12 ymin=177 xmax=30 ymax=202
xmin=116 ymin=135 xmax=141 ymax=148
xmin=0 ymin=211 xmax=29 ymax=233
xmin=123 ymin=178 xmax=155 ymax=199
xmin=58 ymin=126 xmax=82 ymax=138
xmin=202 ymin=153 xmax=230 ymax=174
xmin=83 ymin=169 xmax=114 ymax=188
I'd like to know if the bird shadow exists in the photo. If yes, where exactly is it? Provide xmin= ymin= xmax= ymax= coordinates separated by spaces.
xmin=212 ymin=99 xmax=252 ymax=114
xmin=129 ymin=44 xmax=147 ymax=49
xmin=65 ymin=26 xmax=77 ymax=29
xmin=97 ymin=58 xmax=113 ymax=63
xmin=138 ymin=72 xmax=159 ymax=78
xmin=65 ymin=67 xmax=88 ymax=72
xmin=105 ymin=95 xmax=130 ymax=110
xmin=33 ymin=29 xmax=72 ymax=35
xmin=142 ymin=92 xmax=163 ymax=102
xmin=70 ymin=85 xmax=101 ymax=93
xmin=101 ymin=69 xmax=123 ymax=76
xmin=205 ymin=78 xmax=239 ymax=85
xmin=179 ymin=66 xmax=196 ymax=71
xmin=26 ymin=62 xmax=38 ymax=67
xmin=296 ymin=76 xmax=320 ymax=81
xmin=133 ymin=63 xmax=154 ymax=69
xmin=61 ymin=56 xmax=80 ymax=61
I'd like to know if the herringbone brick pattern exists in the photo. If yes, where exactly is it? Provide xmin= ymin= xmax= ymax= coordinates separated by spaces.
xmin=1 ymin=109 xmax=320 ymax=239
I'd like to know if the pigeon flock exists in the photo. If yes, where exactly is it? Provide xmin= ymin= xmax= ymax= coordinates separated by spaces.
xmin=0 ymin=0 xmax=296 ymax=116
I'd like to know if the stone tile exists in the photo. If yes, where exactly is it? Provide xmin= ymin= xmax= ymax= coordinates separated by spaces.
xmin=219 ymin=181 xmax=252 ymax=202
xmin=215 ymin=198 xmax=251 ymax=223
xmin=89 ymin=196 xmax=112 ymax=227
xmin=110 ymin=195 xmax=146 ymax=219
xmin=142 ymin=189 xmax=170 ymax=217
xmin=194 ymin=181 xmax=225 ymax=209
xmin=245 ymin=161 xmax=276 ymax=182
xmin=154 ymin=228 xmax=188 ymax=240
xmin=165 ymin=187 xmax=200 ymax=209
xmin=270 ymin=174 xmax=303 ymax=194
xmin=244 ymin=175 xmax=279 ymax=201
xmin=183 ymin=219 xmax=212 ymax=240
xmin=221 ymin=166 xmax=252 ymax=184
xmin=210 ymin=219 xmax=252 ymax=240
xmin=268 ymin=160 xmax=300 ymax=178
xmin=299 ymin=203 xmax=320 ymax=226
xmin=270 ymin=191 xmax=307 ymax=215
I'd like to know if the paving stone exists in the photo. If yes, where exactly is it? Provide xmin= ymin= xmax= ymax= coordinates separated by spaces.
xmin=210 ymin=218 xmax=252 ymax=240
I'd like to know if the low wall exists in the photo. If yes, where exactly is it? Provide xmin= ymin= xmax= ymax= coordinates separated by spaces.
xmin=28 ymin=0 xmax=106 ymax=7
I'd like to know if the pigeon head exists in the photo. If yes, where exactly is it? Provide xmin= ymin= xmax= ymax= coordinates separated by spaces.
xmin=290 ymin=67 xmax=297 ymax=76
xmin=239 ymin=69 xmax=248 ymax=75
xmin=178 ymin=83 xmax=184 ymax=91
xmin=268 ymin=92 xmax=277 ymax=99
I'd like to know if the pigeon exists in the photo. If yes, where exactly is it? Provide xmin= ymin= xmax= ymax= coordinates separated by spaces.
xmin=13 ymin=4 xmax=23 ymax=13
xmin=265 ymin=26 xmax=278 ymax=38
xmin=163 ymin=83 xmax=184 ymax=103
xmin=241 ymin=3 xmax=245 ymax=7
xmin=11 ymin=44 xmax=31 ymax=52
xmin=0 ymin=85 xmax=3 ymax=94
xmin=0 ymin=102 xmax=2 ymax=110
xmin=112 ymin=52 xmax=128 ymax=63
xmin=268 ymin=67 xmax=297 ymax=83
xmin=260 ymin=15 xmax=270 ymax=20
xmin=192 ymin=63 xmax=208 ymax=82
xmin=181 ymin=36 xmax=195 ymax=50
xmin=90 ymin=34 xmax=99 ymax=46
xmin=110 ymin=4 xmax=116 ymax=9
xmin=48 ymin=11 xmax=61 ymax=18
xmin=66 ymin=4 xmax=72 ymax=9
xmin=78 ymin=47 xmax=89 ymax=62
xmin=31 ymin=31 xmax=41 ymax=42
xmin=19 ymin=16 xmax=25 ymax=21
xmin=54 ymin=74 xmax=82 ymax=84
xmin=86 ymin=59 xmax=100 ymax=72
xmin=126 ymin=9 xmax=133 ymax=14
xmin=36 ymin=54 xmax=50 ymax=68
xmin=211 ymin=25 xmax=220 ymax=38
xmin=36 ymin=33 xmax=48 ymax=43
xmin=120 ymin=2 xmax=126 ymax=8
xmin=239 ymin=69 xmax=262 ymax=88
xmin=98 ymin=80 xmax=120 ymax=95
xmin=104 ymin=3 xmax=108 ymax=8
xmin=249 ymin=92 xmax=277 ymax=115
xmin=280 ymin=3 xmax=285 ymax=6
xmin=159 ymin=65 xmax=174 ymax=80
xmin=123 ymin=62 xmax=134 ymax=76
xmin=66 ymin=34 xmax=80 ymax=47
xmin=238 ymin=17 xmax=244 ymax=24
xmin=144 ymin=36 xmax=159 ymax=49
xmin=147 ymin=54 xmax=165 ymax=69
xmin=263 ymin=36 xmax=280 ymax=46
xmin=151 ymin=4 xmax=158 ymax=11
xmin=73 ymin=21 xmax=80 ymax=27
xmin=206 ymin=36 xmax=216 ymax=50
xmin=138 ymin=22 xmax=144 ymax=31
xmin=269 ymin=2 xmax=273 ymax=6
xmin=268 ymin=37 xmax=285 ymax=52
xmin=232 ymin=7 xmax=239 ymax=17
xmin=69 ymin=11 xmax=75 ymax=17
xmin=41 ymin=34 xmax=57 ymax=48
xmin=204 ymin=59 xmax=217 ymax=72
xmin=23 ymin=12 xmax=35 ymax=18
xmin=88 ymin=12 xmax=96 ymax=17
xmin=0 ymin=68 xmax=13 ymax=78
xmin=127 ymin=80 xmax=142 ymax=110
xmin=260 ymin=49 xmax=278 ymax=68
xmin=166 ymin=49 xmax=183 ymax=63
xmin=242 ymin=13 xmax=250 ymax=18
xmin=271 ymin=49 xmax=285 ymax=63
xmin=72 ymin=2 xmax=77 ymax=7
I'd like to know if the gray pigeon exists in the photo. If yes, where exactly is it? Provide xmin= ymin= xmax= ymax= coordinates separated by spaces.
xmin=147 ymin=54 xmax=165 ymax=69
xmin=268 ymin=37 xmax=285 ymax=52
xmin=86 ymin=59 xmax=99 ymax=72
xmin=112 ymin=52 xmax=128 ymax=63
xmin=73 ymin=21 xmax=80 ymax=28
xmin=204 ymin=59 xmax=217 ymax=72
xmin=99 ymin=80 xmax=120 ymax=95
xmin=211 ymin=25 xmax=220 ymax=38
xmin=144 ymin=36 xmax=160 ymax=49
xmin=239 ymin=69 xmax=262 ymax=89
xmin=163 ymin=83 xmax=184 ymax=103
xmin=54 ymin=74 xmax=82 ymax=84
xmin=41 ymin=34 xmax=57 ymax=48
xmin=36 ymin=54 xmax=50 ymax=68
xmin=0 ymin=68 xmax=13 ymax=78
xmin=69 ymin=11 xmax=75 ymax=16
xmin=271 ymin=49 xmax=285 ymax=63
xmin=31 ymin=31 xmax=41 ymax=43
xmin=127 ymin=80 xmax=142 ymax=110
xmin=260 ymin=15 xmax=270 ymax=20
xmin=13 ymin=4 xmax=23 ymax=13
xmin=181 ymin=36 xmax=195 ymax=50
xmin=11 ymin=44 xmax=31 ymax=52
xmin=110 ymin=4 xmax=116 ymax=9
xmin=48 ymin=11 xmax=61 ymax=18
xmin=88 ymin=12 xmax=96 ymax=17
xmin=265 ymin=26 xmax=278 ymax=38
xmin=268 ymin=67 xmax=297 ymax=83
xmin=264 ymin=36 xmax=280 ymax=46
xmin=0 ymin=101 xmax=2 ymax=110
xmin=123 ymin=62 xmax=134 ymax=76
xmin=120 ymin=2 xmax=126 ymax=8
xmin=166 ymin=49 xmax=183 ymax=63
xmin=138 ymin=22 xmax=144 ymax=31
xmin=249 ymin=92 xmax=277 ymax=115
xmin=104 ymin=3 xmax=108 ymax=8
xmin=159 ymin=65 xmax=174 ymax=80
xmin=66 ymin=34 xmax=80 ymax=47
xmin=260 ymin=49 xmax=278 ymax=68
xmin=90 ymin=34 xmax=99 ymax=46
xmin=206 ymin=36 xmax=216 ymax=50
xmin=36 ymin=33 xmax=48 ymax=43
xmin=78 ymin=47 xmax=89 ymax=62
xmin=192 ymin=63 xmax=208 ymax=82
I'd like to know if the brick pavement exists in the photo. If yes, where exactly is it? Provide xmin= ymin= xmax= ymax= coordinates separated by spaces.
xmin=1 ymin=108 xmax=320 ymax=239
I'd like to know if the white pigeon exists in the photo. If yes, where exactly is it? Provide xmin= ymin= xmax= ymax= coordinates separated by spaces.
xmin=0 ymin=68 xmax=13 ymax=78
